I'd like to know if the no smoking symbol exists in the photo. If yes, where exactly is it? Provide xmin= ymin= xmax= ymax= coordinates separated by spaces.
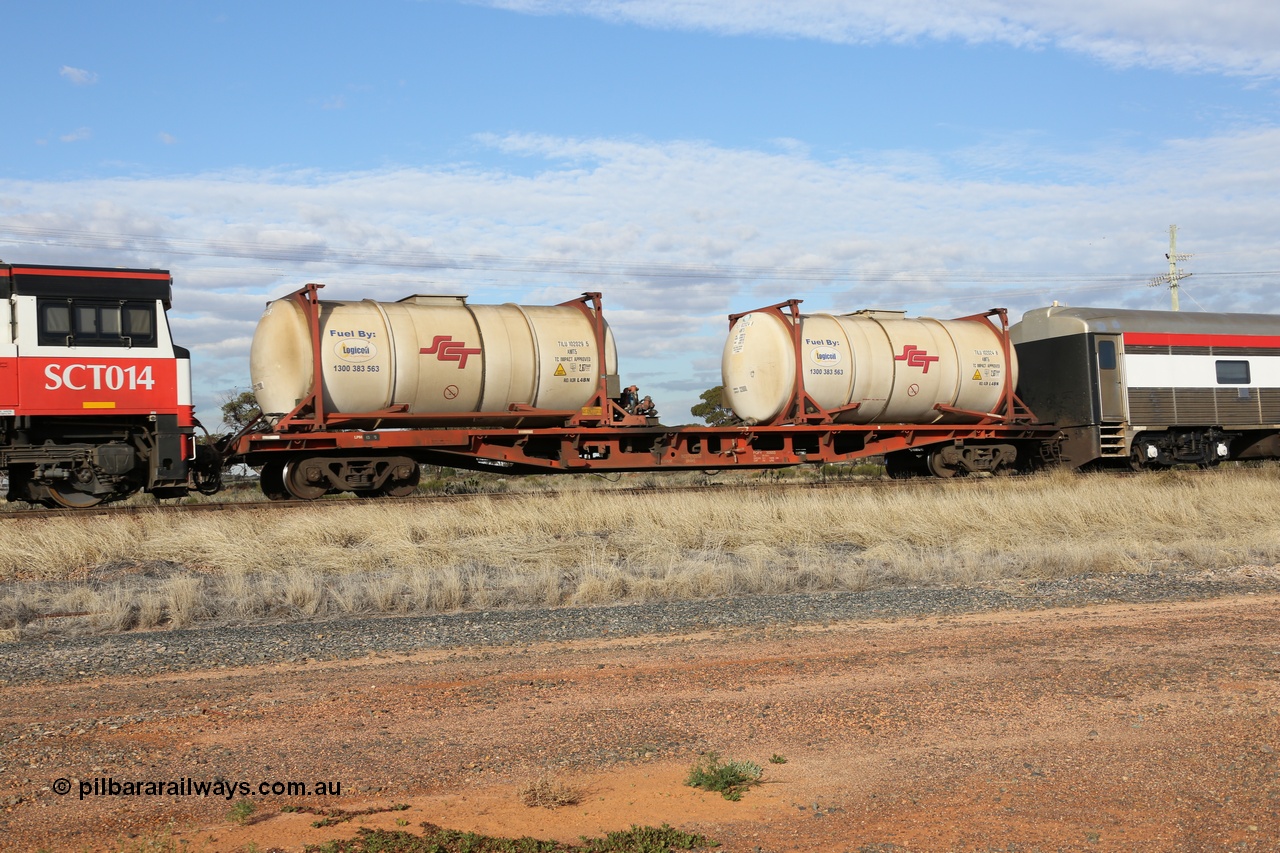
xmin=443 ymin=385 xmax=459 ymax=400
xmin=907 ymin=383 xmax=920 ymax=397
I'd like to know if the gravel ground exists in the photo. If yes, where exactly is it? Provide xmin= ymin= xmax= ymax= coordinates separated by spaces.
xmin=4 ymin=566 xmax=1276 ymax=686
xmin=5 ymin=566 xmax=1280 ymax=851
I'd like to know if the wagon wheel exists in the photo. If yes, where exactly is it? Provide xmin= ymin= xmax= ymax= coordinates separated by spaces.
xmin=45 ymin=481 xmax=105 ymax=509
xmin=283 ymin=458 xmax=329 ymax=501
xmin=927 ymin=450 xmax=964 ymax=479
xmin=376 ymin=461 xmax=421 ymax=498
xmin=259 ymin=460 xmax=290 ymax=501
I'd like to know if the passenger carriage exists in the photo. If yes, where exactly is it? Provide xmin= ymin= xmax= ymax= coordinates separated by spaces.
xmin=1012 ymin=306 xmax=1280 ymax=469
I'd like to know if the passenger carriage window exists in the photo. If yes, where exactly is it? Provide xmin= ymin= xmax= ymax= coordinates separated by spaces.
xmin=36 ymin=298 xmax=158 ymax=347
xmin=1097 ymin=340 xmax=1117 ymax=370
xmin=1216 ymin=360 xmax=1251 ymax=384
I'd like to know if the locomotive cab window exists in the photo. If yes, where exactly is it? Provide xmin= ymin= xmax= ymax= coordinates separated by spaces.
xmin=37 ymin=298 xmax=158 ymax=347
xmin=1215 ymin=360 xmax=1251 ymax=385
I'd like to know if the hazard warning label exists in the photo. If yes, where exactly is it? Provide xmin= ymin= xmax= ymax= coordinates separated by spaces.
xmin=972 ymin=370 xmax=982 ymax=380
xmin=553 ymin=364 xmax=567 ymax=377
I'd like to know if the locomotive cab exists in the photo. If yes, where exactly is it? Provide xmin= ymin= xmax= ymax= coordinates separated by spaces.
xmin=0 ymin=264 xmax=205 ymax=507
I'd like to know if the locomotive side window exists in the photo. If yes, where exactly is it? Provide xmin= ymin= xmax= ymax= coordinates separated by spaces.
xmin=77 ymin=304 xmax=121 ymax=338
xmin=1216 ymin=360 xmax=1251 ymax=384
xmin=123 ymin=304 xmax=155 ymax=340
xmin=37 ymin=298 xmax=158 ymax=347
xmin=39 ymin=301 xmax=72 ymax=341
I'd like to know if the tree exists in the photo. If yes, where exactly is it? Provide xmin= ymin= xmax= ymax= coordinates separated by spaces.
xmin=690 ymin=385 xmax=740 ymax=426
xmin=219 ymin=389 xmax=262 ymax=433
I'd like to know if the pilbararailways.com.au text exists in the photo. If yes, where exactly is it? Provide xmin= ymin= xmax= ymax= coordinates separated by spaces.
xmin=52 ymin=777 xmax=342 ymax=800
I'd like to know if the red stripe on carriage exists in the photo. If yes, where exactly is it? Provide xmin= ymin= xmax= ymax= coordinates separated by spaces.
xmin=1124 ymin=332 xmax=1280 ymax=349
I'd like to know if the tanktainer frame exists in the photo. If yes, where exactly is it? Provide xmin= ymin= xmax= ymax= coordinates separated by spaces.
xmin=226 ymin=285 xmax=1063 ymax=499
xmin=725 ymin=298 xmax=1034 ymax=427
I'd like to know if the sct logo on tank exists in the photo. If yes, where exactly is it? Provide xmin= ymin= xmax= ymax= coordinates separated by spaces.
xmin=894 ymin=344 xmax=940 ymax=374
xmin=421 ymin=335 xmax=481 ymax=369
xmin=334 ymin=340 xmax=377 ymax=362
xmin=809 ymin=347 xmax=842 ymax=366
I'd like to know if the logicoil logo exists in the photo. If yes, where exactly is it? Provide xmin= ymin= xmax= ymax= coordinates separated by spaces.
xmin=335 ymin=340 xmax=377 ymax=362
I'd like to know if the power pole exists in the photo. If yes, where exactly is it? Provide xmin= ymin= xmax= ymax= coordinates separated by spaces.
xmin=1149 ymin=224 xmax=1192 ymax=311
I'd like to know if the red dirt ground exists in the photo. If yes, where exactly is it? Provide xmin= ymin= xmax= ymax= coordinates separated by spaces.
xmin=3 ymin=595 xmax=1279 ymax=851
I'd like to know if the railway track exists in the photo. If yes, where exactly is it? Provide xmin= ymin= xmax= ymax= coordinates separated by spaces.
xmin=0 ymin=463 xmax=1197 ymax=523
xmin=0 ymin=473 xmax=964 ymax=522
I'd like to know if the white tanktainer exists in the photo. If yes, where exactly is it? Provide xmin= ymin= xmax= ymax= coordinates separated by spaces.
xmin=722 ymin=309 xmax=1019 ymax=425
xmin=251 ymin=294 xmax=618 ymax=423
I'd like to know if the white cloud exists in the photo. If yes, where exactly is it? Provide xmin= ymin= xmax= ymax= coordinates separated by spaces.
xmin=2 ymin=128 xmax=1279 ymax=420
xmin=59 ymin=127 xmax=92 ymax=143
xmin=478 ymin=0 xmax=1280 ymax=76
xmin=59 ymin=65 xmax=99 ymax=85
xmin=159 ymin=132 xmax=178 ymax=145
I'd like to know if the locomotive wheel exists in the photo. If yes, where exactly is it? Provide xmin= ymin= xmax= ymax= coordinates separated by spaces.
xmin=283 ymin=459 xmax=329 ymax=501
xmin=45 ymin=481 xmax=105 ymax=509
xmin=259 ymin=461 xmax=290 ymax=501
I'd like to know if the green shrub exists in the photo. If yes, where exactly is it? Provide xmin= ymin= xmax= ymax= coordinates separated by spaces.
xmin=228 ymin=799 xmax=256 ymax=825
xmin=684 ymin=752 xmax=762 ymax=801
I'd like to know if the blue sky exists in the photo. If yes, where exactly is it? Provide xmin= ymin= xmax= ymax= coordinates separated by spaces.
xmin=3 ymin=0 xmax=1280 ymax=424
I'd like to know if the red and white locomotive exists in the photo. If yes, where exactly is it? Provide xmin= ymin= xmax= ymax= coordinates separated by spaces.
xmin=0 ymin=263 xmax=218 ymax=507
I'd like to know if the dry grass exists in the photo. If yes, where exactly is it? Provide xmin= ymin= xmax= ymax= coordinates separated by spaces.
xmin=1 ymin=466 xmax=1279 ymax=639
xmin=518 ymin=777 xmax=584 ymax=809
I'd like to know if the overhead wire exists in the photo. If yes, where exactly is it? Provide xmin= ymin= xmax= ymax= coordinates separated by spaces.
xmin=3 ymin=224 xmax=1279 ymax=309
